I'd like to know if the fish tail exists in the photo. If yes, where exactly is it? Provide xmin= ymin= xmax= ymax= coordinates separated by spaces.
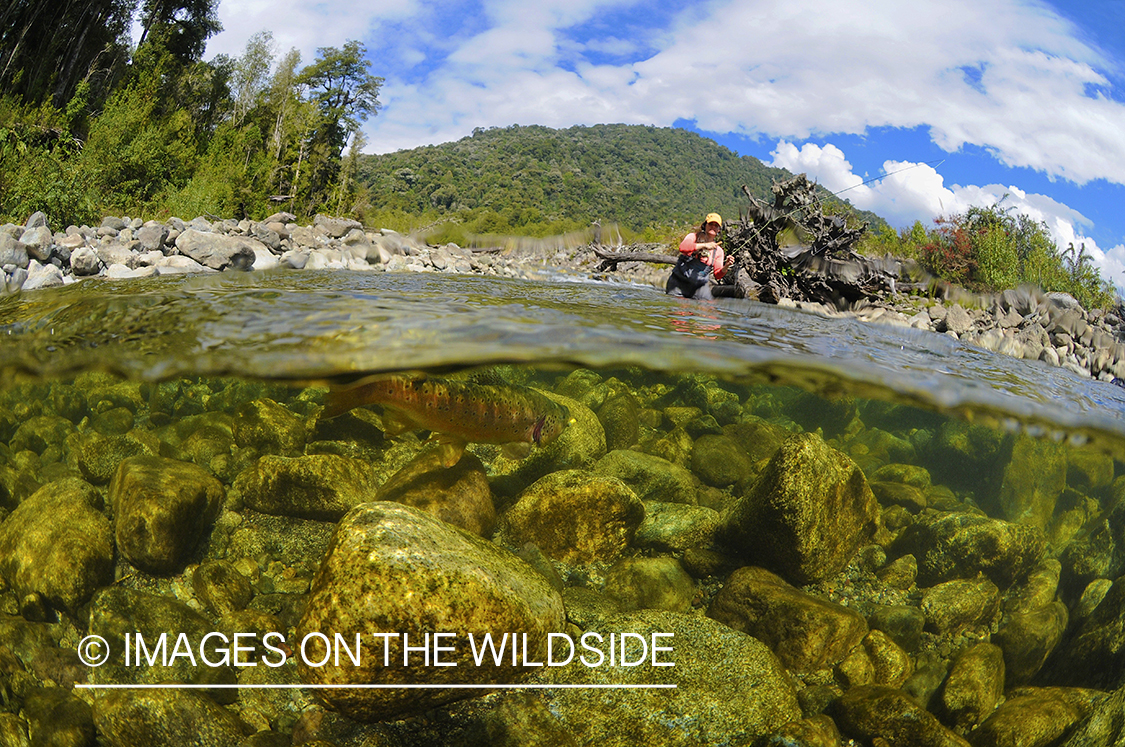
xmin=321 ymin=377 xmax=395 ymax=419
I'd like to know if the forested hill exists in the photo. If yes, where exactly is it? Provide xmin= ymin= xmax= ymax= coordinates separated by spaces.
xmin=357 ymin=124 xmax=887 ymax=236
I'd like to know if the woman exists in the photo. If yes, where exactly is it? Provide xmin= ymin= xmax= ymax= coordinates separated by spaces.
xmin=665 ymin=212 xmax=734 ymax=300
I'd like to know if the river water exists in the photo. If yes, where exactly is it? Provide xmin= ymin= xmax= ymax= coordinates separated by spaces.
xmin=1 ymin=269 xmax=1125 ymax=744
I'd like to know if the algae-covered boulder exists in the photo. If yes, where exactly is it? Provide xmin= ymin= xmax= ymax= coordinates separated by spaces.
xmin=603 ymin=557 xmax=694 ymax=613
xmin=111 ymin=455 xmax=224 ymax=574
xmin=1058 ymin=684 xmax=1125 ymax=746
xmin=232 ymin=398 xmax=309 ymax=456
xmin=499 ymin=470 xmax=644 ymax=564
xmin=233 ymin=453 xmax=379 ymax=520
xmin=974 ymin=687 xmax=1104 ymax=747
xmin=93 ymin=689 xmax=247 ymax=747
xmin=722 ymin=432 xmax=880 ymax=584
xmin=192 ymin=560 xmax=253 ymax=618
xmin=939 ymin=642 xmax=1006 ymax=734
xmin=489 ymin=391 xmax=606 ymax=497
xmin=534 ymin=610 xmax=801 ymax=747
xmin=595 ymin=392 xmax=640 ymax=451
xmin=22 ymin=687 xmax=95 ymax=747
xmin=634 ymin=501 xmax=721 ymax=552
xmin=378 ymin=450 xmax=495 ymax=537
xmin=296 ymin=502 xmax=565 ymax=722
xmin=1042 ymin=576 xmax=1125 ymax=689
xmin=830 ymin=685 xmax=970 ymax=747
xmin=0 ymin=478 xmax=113 ymax=613
xmin=66 ymin=430 xmax=157 ymax=484
xmin=998 ymin=436 xmax=1067 ymax=530
xmin=994 ymin=601 xmax=1068 ymax=686
xmin=690 ymin=434 xmax=754 ymax=488
xmin=920 ymin=577 xmax=1001 ymax=636
xmin=593 ymin=449 xmax=697 ymax=505
xmin=708 ymin=565 xmax=867 ymax=673
xmin=893 ymin=511 xmax=1046 ymax=588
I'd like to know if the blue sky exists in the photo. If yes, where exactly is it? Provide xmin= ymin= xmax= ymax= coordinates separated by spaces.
xmin=206 ymin=0 xmax=1125 ymax=291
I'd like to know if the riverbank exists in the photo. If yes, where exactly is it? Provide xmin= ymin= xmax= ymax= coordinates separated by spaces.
xmin=3 ymin=211 xmax=1124 ymax=385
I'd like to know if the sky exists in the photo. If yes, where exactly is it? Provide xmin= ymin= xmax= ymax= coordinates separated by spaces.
xmin=204 ymin=0 xmax=1125 ymax=293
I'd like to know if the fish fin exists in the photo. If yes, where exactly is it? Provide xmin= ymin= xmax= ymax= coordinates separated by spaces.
xmin=381 ymin=407 xmax=417 ymax=437
xmin=428 ymin=434 xmax=467 ymax=468
xmin=501 ymin=441 xmax=532 ymax=460
xmin=321 ymin=386 xmax=368 ymax=420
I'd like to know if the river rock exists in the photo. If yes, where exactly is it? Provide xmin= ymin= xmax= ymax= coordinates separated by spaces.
xmin=831 ymin=685 xmax=970 ymax=747
xmin=66 ymin=430 xmax=158 ymax=484
xmin=998 ymin=436 xmax=1067 ymax=529
xmin=1059 ymin=684 xmax=1125 ymax=746
xmin=690 ymin=433 xmax=754 ymax=487
xmin=110 ymin=455 xmax=225 ymax=574
xmin=892 ymin=510 xmax=1046 ymax=588
xmin=0 ymin=234 xmax=29 ymax=269
xmin=232 ymin=398 xmax=308 ymax=456
xmin=233 ymin=454 xmax=379 ymax=521
xmin=295 ymin=502 xmax=565 ymax=721
xmin=136 ymin=224 xmax=168 ymax=252
xmin=708 ymin=565 xmax=867 ymax=673
xmin=313 ymin=214 xmax=362 ymax=238
xmin=603 ymin=557 xmax=695 ymax=612
xmin=994 ymin=601 xmax=1068 ymax=685
xmin=634 ymin=501 xmax=721 ymax=552
xmin=920 ymin=577 xmax=1001 ymax=635
xmin=870 ymin=604 xmax=925 ymax=653
xmin=192 ymin=560 xmax=253 ymax=618
xmin=594 ymin=391 xmax=640 ymax=450
xmin=10 ymin=414 xmax=75 ymax=454
xmin=593 ymin=449 xmax=697 ymax=504
xmin=862 ymin=628 xmax=914 ymax=688
xmin=939 ymin=642 xmax=1005 ymax=734
xmin=69 ymin=246 xmax=102 ymax=276
xmin=93 ymin=689 xmax=247 ymax=747
xmin=377 ymin=450 xmax=496 ymax=537
xmin=19 ymin=226 xmax=52 ymax=261
xmin=722 ymin=432 xmax=880 ymax=584
xmin=22 ymin=687 xmax=95 ymax=746
xmin=0 ymin=478 xmax=113 ymax=613
xmin=174 ymin=229 xmax=257 ymax=270
xmin=500 ymin=470 xmax=644 ymax=563
xmin=973 ymin=687 xmax=1104 ymax=747
xmin=532 ymin=610 xmax=801 ymax=746
xmin=1042 ymin=575 xmax=1125 ymax=689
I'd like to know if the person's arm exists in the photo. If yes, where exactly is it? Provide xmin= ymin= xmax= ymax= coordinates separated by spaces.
xmin=712 ymin=247 xmax=726 ymax=279
xmin=678 ymin=232 xmax=698 ymax=256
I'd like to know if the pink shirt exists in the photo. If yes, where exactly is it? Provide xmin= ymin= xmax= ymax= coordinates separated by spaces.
xmin=679 ymin=232 xmax=728 ymax=280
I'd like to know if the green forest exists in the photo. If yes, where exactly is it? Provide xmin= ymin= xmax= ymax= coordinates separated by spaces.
xmin=0 ymin=0 xmax=1117 ymax=307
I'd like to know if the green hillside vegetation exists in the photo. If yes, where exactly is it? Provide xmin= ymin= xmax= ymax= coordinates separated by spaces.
xmin=356 ymin=123 xmax=888 ymax=244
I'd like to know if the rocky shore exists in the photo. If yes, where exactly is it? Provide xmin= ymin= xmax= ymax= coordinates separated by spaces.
xmin=3 ymin=210 xmax=1124 ymax=387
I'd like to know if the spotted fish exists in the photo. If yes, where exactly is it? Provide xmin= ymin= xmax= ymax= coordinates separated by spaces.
xmin=321 ymin=373 xmax=573 ymax=464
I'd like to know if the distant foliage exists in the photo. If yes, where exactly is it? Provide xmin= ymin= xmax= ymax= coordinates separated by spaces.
xmin=355 ymin=124 xmax=888 ymax=242
xmin=860 ymin=202 xmax=1117 ymax=309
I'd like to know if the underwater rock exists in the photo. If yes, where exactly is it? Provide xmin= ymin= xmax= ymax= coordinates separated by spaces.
xmin=1004 ymin=559 xmax=1062 ymax=616
xmin=876 ymin=553 xmax=918 ymax=590
xmin=603 ymin=557 xmax=695 ymax=613
xmin=708 ymin=565 xmax=867 ymax=673
xmin=500 ymin=470 xmax=644 ymax=564
xmin=920 ymin=577 xmax=1000 ymax=636
xmin=592 ymin=449 xmax=697 ymax=504
xmin=594 ymin=392 xmax=640 ymax=450
xmin=232 ymin=398 xmax=309 ymax=456
xmin=869 ymin=604 xmax=925 ymax=653
xmin=785 ymin=391 xmax=857 ymax=438
xmin=830 ymin=685 xmax=970 ymax=747
xmin=919 ymin=420 xmax=1007 ymax=498
xmin=9 ymin=415 xmax=76 ymax=455
xmin=192 ymin=560 xmax=253 ymax=618
xmin=764 ymin=715 xmax=843 ymax=747
xmin=1058 ymin=684 xmax=1125 ymax=746
xmin=93 ymin=689 xmax=248 ymax=747
xmin=489 ymin=391 xmax=606 ymax=498
xmin=233 ymin=454 xmax=379 ymax=521
xmin=998 ymin=436 xmax=1067 ymax=530
xmin=111 ymin=456 xmax=224 ymax=574
xmin=1066 ymin=449 xmax=1115 ymax=495
xmin=972 ymin=687 xmax=1104 ymax=747
xmin=1042 ymin=576 xmax=1125 ymax=689
xmin=534 ymin=610 xmax=801 ymax=747
xmin=690 ymin=433 xmax=754 ymax=488
xmin=872 ymin=462 xmax=933 ymax=490
xmin=296 ymin=502 xmax=564 ymax=722
xmin=994 ymin=601 xmax=1068 ymax=686
xmin=377 ymin=451 xmax=496 ymax=537
xmin=892 ymin=511 xmax=1046 ymax=588
xmin=861 ymin=628 xmax=914 ymax=689
xmin=722 ymin=432 xmax=880 ymax=584
xmin=871 ymin=481 xmax=928 ymax=513
xmin=0 ymin=478 xmax=113 ymax=613
xmin=22 ymin=687 xmax=95 ymax=747
xmin=66 ymin=431 xmax=158 ymax=485
xmin=634 ymin=501 xmax=721 ymax=552
xmin=938 ymin=642 xmax=1005 ymax=734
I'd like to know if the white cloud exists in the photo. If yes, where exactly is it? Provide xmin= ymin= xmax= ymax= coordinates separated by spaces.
xmin=768 ymin=140 xmax=1125 ymax=292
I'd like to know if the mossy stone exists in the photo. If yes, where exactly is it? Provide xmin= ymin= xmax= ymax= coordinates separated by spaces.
xmin=603 ymin=557 xmax=694 ymax=612
xmin=233 ymin=453 xmax=379 ymax=521
xmin=593 ymin=449 xmax=697 ymax=505
xmin=830 ymin=685 xmax=970 ymax=747
xmin=378 ymin=451 xmax=495 ymax=537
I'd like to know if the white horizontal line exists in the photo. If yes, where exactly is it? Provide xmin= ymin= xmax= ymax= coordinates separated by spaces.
xmin=76 ymin=683 xmax=677 ymax=690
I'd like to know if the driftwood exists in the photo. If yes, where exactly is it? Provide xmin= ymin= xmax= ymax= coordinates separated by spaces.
xmin=593 ymin=245 xmax=674 ymax=272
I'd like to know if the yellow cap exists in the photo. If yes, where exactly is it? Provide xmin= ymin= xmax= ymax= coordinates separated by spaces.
xmin=705 ymin=213 xmax=723 ymax=227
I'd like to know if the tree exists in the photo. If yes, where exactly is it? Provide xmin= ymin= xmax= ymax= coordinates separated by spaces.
xmin=136 ymin=0 xmax=222 ymax=64
xmin=232 ymin=30 xmax=275 ymax=125
xmin=296 ymin=40 xmax=383 ymax=159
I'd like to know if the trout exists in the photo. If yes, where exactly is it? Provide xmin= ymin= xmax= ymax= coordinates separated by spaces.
xmin=321 ymin=374 xmax=573 ymax=464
